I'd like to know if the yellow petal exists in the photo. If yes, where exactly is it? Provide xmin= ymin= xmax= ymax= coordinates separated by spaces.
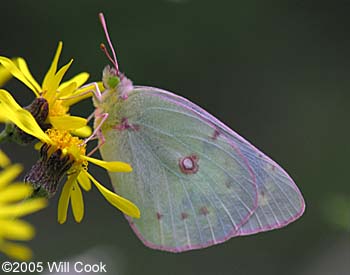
xmin=71 ymin=125 xmax=92 ymax=138
xmin=17 ymin=58 xmax=41 ymax=96
xmin=57 ymin=174 xmax=76 ymax=224
xmin=0 ymin=183 xmax=33 ymax=203
xmin=58 ymin=81 xmax=77 ymax=98
xmin=87 ymin=172 xmax=140 ymax=218
xmin=58 ymin=72 xmax=89 ymax=92
xmin=94 ymin=81 xmax=104 ymax=92
xmin=0 ymin=198 xmax=47 ymax=218
xmin=70 ymin=182 xmax=84 ymax=223
xmin=54 ymin=59 xmax=74 ymax=86
xmin=0 ymin=88 xmax=23 ymax=111
xmin=0 ymin=57 xmax=40 ymax=95
xmin=0 ymin=220 xmax=34 ymax=240
xmin=45 ymin=59 xmax=73 ymax=101
xmin=49 ymin=115 xmax=87 ymax=131
xmin=0 ymin=241 xmax=32 ymax=261
xmin=82 ymin=156 xmax=132 ymax=172
xmin=34 ymin=141 xmax=43 ymax=151
xmin=0 ymin=90 xmax=51 ymax=143
xmin=77 ymin=171 xmax=91 ymax=191
xmin=42 ymin=42 xmax=62 ymax=92
xmin=0 ymin=150 xmax=10 ymax=167
xmin=11 ymin=109 xmax=51 ymax=143
xmin=0 ymin=164 xmax=22 ymax=188
xmin=0 ymin=63 xmax=13 ymax=87
xmin=60 ymin=83 xmax=97 ymax=107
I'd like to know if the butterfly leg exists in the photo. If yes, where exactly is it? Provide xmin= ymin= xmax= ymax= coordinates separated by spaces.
xmin=85 ymin=112 xmax=108 ymax=156
xmin=59 ymin=82 xmax=104 ymax=103
xmin=78 ymin=82 xmax=104 ymax=102
xmin=86 ymin=111 xmax=95 ymax=123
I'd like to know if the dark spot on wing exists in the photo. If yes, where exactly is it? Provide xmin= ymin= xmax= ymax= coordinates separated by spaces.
xmin=156 ymin=212 xmax=163 ymax=220
xmin=113 ymin=118 xmax=140 ymax=131
xmin=211 ymin=129 xmax=220 ymax=140
xmin=199 ymin=206 xmax=209 ymax=216
xmin=181 ymin=212 xmax=189 ymax=220
xmin=179 ymin=154 xmax=199 ymax=174
xmin=225 ymin=181 xmax=232 ymax=188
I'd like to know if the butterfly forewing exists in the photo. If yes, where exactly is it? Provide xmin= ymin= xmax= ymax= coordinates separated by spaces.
xmin=100 ymin=87 xmax=260 ymax=252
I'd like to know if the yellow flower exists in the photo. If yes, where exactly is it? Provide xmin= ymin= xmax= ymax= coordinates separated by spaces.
xmin=30 ymin=128 xmax=140 ymax=223
xmin=0 ymin=42 xmax=92 ymax=137
xmin=52 ymin=129 xmax=140 ymax=223
xmin=0 ymin=151 xmax=47 ymax=260
xmin=0 ymin=95 xmax=140 ymax=222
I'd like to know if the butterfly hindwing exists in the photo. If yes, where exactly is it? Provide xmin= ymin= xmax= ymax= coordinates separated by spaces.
xmin=146 ymin=88 xmax=306 ymax=236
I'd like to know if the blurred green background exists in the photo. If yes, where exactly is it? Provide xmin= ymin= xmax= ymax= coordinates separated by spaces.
xmin=0 ymin=1 xmax=349 ymax=274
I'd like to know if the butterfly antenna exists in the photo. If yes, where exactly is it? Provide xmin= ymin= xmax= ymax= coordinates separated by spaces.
xmin=100 ymin=43 xmax=117 ymax=68
xmin=99 ymin=12 xmax=120 ymax=76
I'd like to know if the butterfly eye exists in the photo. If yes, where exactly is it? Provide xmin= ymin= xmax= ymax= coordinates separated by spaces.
xmin=108 ymin=76 xmax=119 ymax=89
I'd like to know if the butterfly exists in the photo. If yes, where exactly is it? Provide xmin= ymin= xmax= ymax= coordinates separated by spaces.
xmin=92 ymin=13 xmax=305 ymax=252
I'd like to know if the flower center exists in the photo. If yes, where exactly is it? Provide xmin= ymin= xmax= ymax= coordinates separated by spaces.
xmin=46 ymin=128 xmax=86 ymax=156
xmin=49 ymin=100 xmax=69 ymax=117
xmin=24 ymin=129 xmax=87 ymax=198
xmin=24 ymin=144 xmax=73 ymax=197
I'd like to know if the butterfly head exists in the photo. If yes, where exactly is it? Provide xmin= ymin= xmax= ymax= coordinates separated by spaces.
xmin=102 ymin=65 xmax=120 ymax=89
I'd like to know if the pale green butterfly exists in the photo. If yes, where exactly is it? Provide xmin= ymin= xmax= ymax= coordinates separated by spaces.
xmin=89 ymin=13 xmax=305 ymax=252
